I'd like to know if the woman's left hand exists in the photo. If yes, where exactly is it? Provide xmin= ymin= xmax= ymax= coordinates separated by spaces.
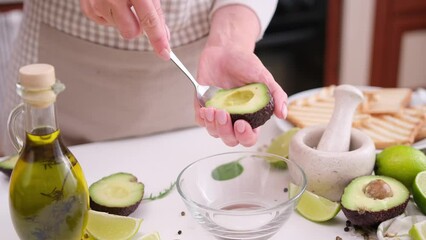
xmin=194 ymin=45 xmax=288 ymax=147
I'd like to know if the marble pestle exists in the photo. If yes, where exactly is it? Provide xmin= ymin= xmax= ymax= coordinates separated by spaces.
xmin=316 ymin=85 xmax=364 ymax=152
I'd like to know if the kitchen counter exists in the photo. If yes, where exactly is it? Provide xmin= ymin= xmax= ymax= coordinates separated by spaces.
xmin=0 ymin=120 xmax=368 ymax=239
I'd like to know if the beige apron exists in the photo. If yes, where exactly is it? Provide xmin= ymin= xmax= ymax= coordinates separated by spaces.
xmin=38 ymin=24 xmax=205 ymax=146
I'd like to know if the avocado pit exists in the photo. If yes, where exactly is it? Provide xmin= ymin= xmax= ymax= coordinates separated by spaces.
xmin=363 ymin=179 xmax=393 ymax=200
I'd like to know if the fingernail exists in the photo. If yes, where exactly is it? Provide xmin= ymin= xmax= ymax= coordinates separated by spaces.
xmin=159 ymin=48 xmax=170 ymax=60
xmin=206 ymin=108 xmax=214 ymax=122
xmin=217 ymin=111 xmax=227 ymax=125
xmin=236 ymin=122 xmax=245 ymax=133
xmin=281 ymin=104 xmax=288 ymax=118
xmin=199 ymin=108 xmax=205 ymax=120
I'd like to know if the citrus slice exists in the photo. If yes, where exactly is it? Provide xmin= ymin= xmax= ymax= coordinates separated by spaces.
xmin=413 ymin=171 xmax=426 ymax=215
xmin=86 ymin=210 xmax=143 ymax=240
xmin=266 ymin=128 xmax=299 ymax=169
xmin=289 ymin=183 xmax=340 ymax=222
xmin=138 ymin=231 xmax=161 ymax=240
xmin=409 ymin=220 xmax=426 ymax=240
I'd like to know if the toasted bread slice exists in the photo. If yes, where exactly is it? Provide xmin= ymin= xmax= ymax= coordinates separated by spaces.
xmin=286 ymin=86 xmax=424 ymax=149
xmin=413 ymin=105 xmax=426 ymax=141
xmin=356 ymin=108 xmax=425 ymax=149
xmin=362 ymin=88 xmax=412 ymax=114
xmin=287 ymin=86 xmax=368 ymax=128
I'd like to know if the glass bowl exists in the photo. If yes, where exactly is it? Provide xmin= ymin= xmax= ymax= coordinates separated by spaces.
xmin=176 ymin=151 xmax=306 ymax=240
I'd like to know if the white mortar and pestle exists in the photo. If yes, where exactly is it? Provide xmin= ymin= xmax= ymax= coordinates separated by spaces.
xmin=289 ymin=85 xmax=376 ymax=202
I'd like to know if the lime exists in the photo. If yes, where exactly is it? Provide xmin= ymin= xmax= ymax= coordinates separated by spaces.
xmin=413 ymin=171 xmax=426 ymax=214
xmin=266 ymin=128 xmax=299 ymax=169
xmin=138 ymin=231 xmax=161 ymax=240
xmin=289 ymin=183 xmax=340 ymax=222
xmin=375 ymin=145 xmax=426 ymax=189
xmin=409 ymin=220 xmax=426 ymax=240
xmin=86 ymin=210 xmax=143 ymax=240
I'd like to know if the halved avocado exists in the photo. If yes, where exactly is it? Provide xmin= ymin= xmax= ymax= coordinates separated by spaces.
xmin=205 ymin=83 xmax=274 ymax=129
xmin=89 ymin=172 xmax=144 ymax=216
xmin=0 ymin=154 xmax=19 ymax=177
xmin=341 ymin=175 xmax=409 ymax=227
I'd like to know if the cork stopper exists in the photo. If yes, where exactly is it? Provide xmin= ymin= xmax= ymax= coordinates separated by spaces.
xmin=18 ymin=64 xmax=58 ymax=108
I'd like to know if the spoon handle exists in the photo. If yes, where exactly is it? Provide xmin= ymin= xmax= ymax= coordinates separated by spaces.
xmin=170 ymin=51 xmax=199 ymax=89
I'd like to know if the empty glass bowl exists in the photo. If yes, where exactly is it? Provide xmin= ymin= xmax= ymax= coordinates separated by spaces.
xmin=176 ymin=151 xmax=306 ymax=240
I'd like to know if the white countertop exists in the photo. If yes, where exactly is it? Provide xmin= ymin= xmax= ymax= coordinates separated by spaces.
xmin=0 ymin=120 xmax=367 ymax=240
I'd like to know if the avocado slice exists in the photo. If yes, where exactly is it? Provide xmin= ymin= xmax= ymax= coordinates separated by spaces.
xmin=205 ymin=83 xmax=274 ymax=129
xmin=0 ymin=154 xmax=19 ymax=177
xmin=341 ymin=175 xmax=409 ymax=227
xmin=89 ymin=172 xmax=144 ymax=216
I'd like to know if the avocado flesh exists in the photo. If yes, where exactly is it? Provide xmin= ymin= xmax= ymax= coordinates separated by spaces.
xmin=341 ymin=175 xmax=409 ymax=227
xmin=89 ymin=172 xmax=144 ymax=216
xmin=0 ymin=154 xmax=18 ymax=177
xmin=205 ymin=83 xmax=274 ymax=129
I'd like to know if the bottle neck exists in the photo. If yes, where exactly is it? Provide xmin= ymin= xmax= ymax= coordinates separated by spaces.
xmin=24 ymin=102 xmax=58 ymax=135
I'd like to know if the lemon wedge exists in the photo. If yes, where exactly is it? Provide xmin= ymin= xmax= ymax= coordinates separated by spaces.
xmin=289 ymin=183 xmax=340 ymax=222
xmin=86 ymin=210 xmax=143 ymax=240
xmin=137 ymin=231 xmax=161 ymax=240
xmin=410 ymin=220 xmax=426 ymax=240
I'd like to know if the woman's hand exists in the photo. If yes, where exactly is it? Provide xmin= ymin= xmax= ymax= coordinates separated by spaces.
xmin=80 ymin=0 xmax=170 ymax=60
xmin=194 ymin=4 xmax=287 ymax=147
xmin=195 ymin=46 xmax=288 ymax=147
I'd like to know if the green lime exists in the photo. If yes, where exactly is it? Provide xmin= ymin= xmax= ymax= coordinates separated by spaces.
xmin=138 ymin=231 xmax=161 ymax=240
xmin=266 ymin=128 xmax=299 ymax=169
xmin=409 ymin=220 xmax=426 ymax=240
xmin=289 ymin=183 xmax=340 ymax=222
xmin=375 ymin=145 xmax=426 ymax=189
xmin=413 ymin=171 xmax=426 ymax=215
xmin=86 ymin=210 xmax=143 ymax=240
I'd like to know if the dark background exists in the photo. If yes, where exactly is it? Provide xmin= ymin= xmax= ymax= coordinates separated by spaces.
xmin=255 ymin=0 xmax=327 ymax=96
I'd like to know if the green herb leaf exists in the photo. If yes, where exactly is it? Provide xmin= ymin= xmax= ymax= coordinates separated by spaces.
xmin=143 ymin=182 xmax=176 ymax=201
xmin=211 ymin=161 xmax=244 ymax=181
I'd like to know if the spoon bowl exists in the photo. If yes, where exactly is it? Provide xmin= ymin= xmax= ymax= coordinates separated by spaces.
xmin=170 ymin=51 xmax=220 ymax=106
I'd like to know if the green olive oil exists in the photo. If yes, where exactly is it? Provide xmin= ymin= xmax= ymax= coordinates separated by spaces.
xmin=9 ymin=127 xmax=89 ymax=240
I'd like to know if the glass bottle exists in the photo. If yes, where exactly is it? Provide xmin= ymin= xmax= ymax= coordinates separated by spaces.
xmin=7 ymin=64 xmax=89 ymax=240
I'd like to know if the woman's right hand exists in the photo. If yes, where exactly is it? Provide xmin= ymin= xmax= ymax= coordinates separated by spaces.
xmin=80 ymin=0 xmax=170 ymax=60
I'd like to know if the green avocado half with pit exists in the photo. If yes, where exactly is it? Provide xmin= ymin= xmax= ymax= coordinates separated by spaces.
xmin=341 ymin=175 xmax=409 ymax=227
xmin=205 ymin=83 xmax=274 ymax=129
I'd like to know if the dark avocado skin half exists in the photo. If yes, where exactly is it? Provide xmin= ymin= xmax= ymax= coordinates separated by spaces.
xmin=89 ymin=198 xmax=142 ymax=216
xmin=230 ymin=94 xmax=274 ymax=129
xmin=341 ymin=198 xmax=409 ymax=227
xmin=0 ymin=168 xmax=13 ymax=177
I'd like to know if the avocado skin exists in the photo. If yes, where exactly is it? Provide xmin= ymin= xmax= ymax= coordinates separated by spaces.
xmin=230 ymin=97 xmax=274 ymax=129
xmin=90 ymin=198 xmax=142 ymax=216
xmin=341 ymin=198 xmax=409 ymax=227
xmin=0 ymin=168 xmax=12 ymax=177
xmin=0 ymin=155 xmax=18 ymax=178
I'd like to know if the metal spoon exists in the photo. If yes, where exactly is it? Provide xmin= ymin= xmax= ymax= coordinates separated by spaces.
xmin=170 ymin=51 xmax=220 ymax=106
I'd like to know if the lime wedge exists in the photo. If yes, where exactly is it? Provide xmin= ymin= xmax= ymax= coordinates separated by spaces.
xmin=289 ymin=183 xmax=341 ymax=222
xmin=266 ymin=128 xmax=299 ymax=169
xmin=86 ymin=210 xmax=143 ymax=240
xmin=138 ymin=231 xmax=161 ymax=240
xmin=413 ymin=171 xmax=426 ymax=215
xmin=409 ymin=220 xmax=426 ymax=240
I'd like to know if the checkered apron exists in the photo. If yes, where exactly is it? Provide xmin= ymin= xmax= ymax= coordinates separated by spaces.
xmin=0 ymin=0 xmax=277 ymax=156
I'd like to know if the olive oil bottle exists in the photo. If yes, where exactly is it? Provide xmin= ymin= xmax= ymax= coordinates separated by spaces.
xmin=8 ymin=64 xmax=89 ymax=240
